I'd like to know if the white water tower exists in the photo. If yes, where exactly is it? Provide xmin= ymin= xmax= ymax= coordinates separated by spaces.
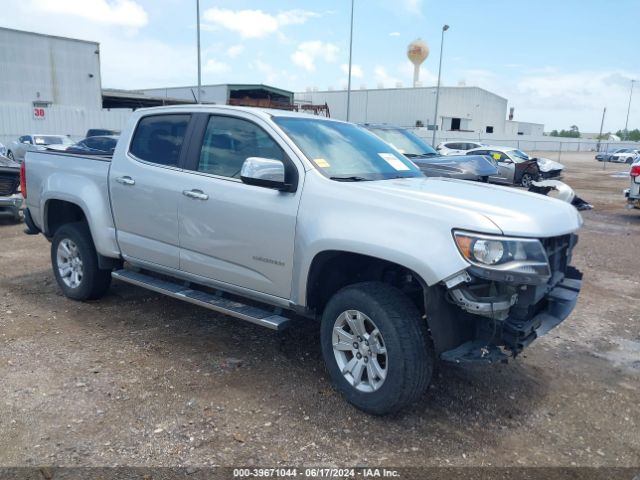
xmin=407 ymin=39 xmax=429 ymax=87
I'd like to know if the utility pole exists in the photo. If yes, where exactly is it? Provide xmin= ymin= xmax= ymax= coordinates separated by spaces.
xmin=431 ymin=25 xmax=449 ymax=146
xmin=346 ymin=0 xmax=355 ymax=121
xmin=196 ymin=0 xmax=202 ymax=104
xmin=624 ymin=79 xmax=635 ymax=140
xmin=597 ymin=106 xmax=606 ymax=151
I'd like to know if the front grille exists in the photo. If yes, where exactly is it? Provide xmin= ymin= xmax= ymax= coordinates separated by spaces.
xmin=0 ymin=175 xmax=18 ymax=196
xmin=541 ymin=234 xmax=575 ymax=277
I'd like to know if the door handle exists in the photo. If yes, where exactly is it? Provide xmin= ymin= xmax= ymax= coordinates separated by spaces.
xmin=182 ymin=189 xmax=209 ymax=200
xmin=115 ymin=176 xmax=135 ymax=186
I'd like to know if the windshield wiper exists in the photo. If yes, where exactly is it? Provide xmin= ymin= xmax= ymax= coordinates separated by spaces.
xmin=329 ymin=176 xmax=369 ymax=182
xmin=405 ymin=152 xmax=438 ymax=158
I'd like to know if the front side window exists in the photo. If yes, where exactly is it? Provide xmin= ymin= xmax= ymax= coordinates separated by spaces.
xmin=490 ymin=151 xmax=510 ymax=162
xmin=130 ymin=114 xmax=190 ymax=167
xmin=274 ymin=117 xmax=421 ymax=181
xmin=197 ymin=116 xmax=285 ymax=178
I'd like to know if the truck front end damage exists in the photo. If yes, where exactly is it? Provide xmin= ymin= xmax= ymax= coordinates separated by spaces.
xmin=439 ymin=232 xmax=582 ymax=363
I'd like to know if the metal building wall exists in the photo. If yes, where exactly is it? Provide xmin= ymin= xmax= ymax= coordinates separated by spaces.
xmin=0 ymin=28 xmax=133 ymax=146
xmin=0 ymin=27 xmax=102 ymax=109
xmin=295 ymin=86 xmax=508 ymax=134
xmin=0 ymin=104 xmax=131 ymax=146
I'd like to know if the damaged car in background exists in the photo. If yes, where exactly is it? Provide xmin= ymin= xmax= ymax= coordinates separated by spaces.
xmin=0 ymin=153 xmax=23 ymax=222
xmin=361 ymin=124 xmax=498 ymax=182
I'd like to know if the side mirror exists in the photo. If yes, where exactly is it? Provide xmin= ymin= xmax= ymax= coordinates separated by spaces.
xmin=240 ymin=157 xmax=290 ymax=191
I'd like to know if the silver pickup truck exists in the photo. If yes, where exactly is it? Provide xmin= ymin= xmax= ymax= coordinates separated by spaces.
xmin=22 ymin=105 xmax=583 ymax=414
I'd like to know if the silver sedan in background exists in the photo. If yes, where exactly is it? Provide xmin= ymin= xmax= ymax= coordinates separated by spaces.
xmin=6 ymin=134 xmax=74 ymax=162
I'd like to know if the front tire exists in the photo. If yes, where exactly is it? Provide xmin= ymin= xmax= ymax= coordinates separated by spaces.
xmin=320 ymin=282 xmax=433 ymax=415
xmin=520 ymin=172 xmax=534 ymax=187
xmin=51 ymin=222 xmax=111 ymax=300
xmin=7 ymin=151 xmax=14 ymax=161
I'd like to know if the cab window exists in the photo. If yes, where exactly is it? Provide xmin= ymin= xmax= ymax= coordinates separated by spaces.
xmin=130 ymin=114 xmax=190 ymax=167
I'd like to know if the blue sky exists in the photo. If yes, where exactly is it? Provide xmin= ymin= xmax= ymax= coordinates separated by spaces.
xmin=2 ymin=0 xmax=639 ymax=131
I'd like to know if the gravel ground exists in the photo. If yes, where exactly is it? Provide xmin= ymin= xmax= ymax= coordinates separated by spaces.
xmin=0 ymin=152 xmax=638 ymax=468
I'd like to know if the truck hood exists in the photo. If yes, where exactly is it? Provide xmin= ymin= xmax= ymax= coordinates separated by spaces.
xmin=352 ymin=176 xmax=582 ymax=237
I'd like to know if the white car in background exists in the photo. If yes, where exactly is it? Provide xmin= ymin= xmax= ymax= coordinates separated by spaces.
xmin=435 ymin=141 xmax=484 ymax=155
xmin=609 ymin=149 xmax=639 ymax=164
xmin=6 ymin=134 xmax=74 ymax=162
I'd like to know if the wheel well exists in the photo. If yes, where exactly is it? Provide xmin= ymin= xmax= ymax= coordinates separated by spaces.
xmin=45 ymin=200 xmax=87 ymax=237
xmin=306 ymin=251 xmax=425 ymax=316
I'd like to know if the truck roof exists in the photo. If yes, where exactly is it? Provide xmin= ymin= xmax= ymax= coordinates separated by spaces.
xmin=133 ymin=104 xmax=341 ymax=123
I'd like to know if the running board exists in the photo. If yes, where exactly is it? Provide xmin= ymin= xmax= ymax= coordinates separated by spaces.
xmin=111 ymin=269 xmax=290 ymax=331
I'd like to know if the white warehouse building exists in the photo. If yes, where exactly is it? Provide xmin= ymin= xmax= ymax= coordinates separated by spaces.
xmin=295 ymin=86 xmax=543 ymax=137
xmin=0 ymin=27 xmax=130 ymax=145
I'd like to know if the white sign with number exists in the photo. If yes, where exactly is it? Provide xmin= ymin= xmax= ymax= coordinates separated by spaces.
xmin=33 ymin=107 xmax=46 ymax=120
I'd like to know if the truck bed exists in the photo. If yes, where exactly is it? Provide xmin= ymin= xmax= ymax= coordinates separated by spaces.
xmin=24 ymin=150 xmax=120 ymax=258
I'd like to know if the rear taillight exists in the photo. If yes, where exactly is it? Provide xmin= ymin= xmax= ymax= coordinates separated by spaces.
xmin=20 ymin=161 xmax=26 ymax=198
xmin=631 ymin=165 xmax=640 ymax=178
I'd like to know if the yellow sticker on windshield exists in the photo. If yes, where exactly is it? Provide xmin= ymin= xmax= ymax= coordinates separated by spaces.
xmin=315 ymin=158 xmax=330 ymax=168
xmin=492 ymin=153 xmax=501 ymax=161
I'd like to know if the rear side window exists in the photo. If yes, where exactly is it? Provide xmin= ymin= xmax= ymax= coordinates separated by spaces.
xmin=130 ymin=114 xmax=190 ymax=167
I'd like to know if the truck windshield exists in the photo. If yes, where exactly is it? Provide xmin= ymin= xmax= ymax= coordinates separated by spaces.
xmin=366 ymin=127 xmax=438 ymax=158
xmin=273 ymin=117 xmax=422 ymax=181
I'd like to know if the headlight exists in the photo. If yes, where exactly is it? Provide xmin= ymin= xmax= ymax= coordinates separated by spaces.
xmin=453 ymin=230 xmax=550 ymax=280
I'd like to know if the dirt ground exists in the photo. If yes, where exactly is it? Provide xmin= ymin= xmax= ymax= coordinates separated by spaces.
xmin=0 ymin=152 xmax=638 ymax=468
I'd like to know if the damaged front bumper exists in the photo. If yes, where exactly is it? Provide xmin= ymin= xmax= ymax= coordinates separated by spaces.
xmin=441 ymin=234 xmax=582 ymax=364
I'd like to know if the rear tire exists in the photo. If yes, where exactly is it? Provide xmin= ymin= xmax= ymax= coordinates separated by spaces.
xmin=320 ymin=281 xmax=433 ymax=415
xmin=51 ymin=222 xmax=112 ymax=300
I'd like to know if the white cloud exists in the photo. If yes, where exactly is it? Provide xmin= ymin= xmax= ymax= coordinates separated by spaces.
xmin=226 ymin=44 xmax=245 ymax=58
xmin=33 ymin=0 xmax=147 ymax=28
xmin=203 ymin=59 xmax=230 ymax=75
xmin=374 ymin=66 xmax=402 ymax=88
xmin=341 ymin=64 xmax=363 ymax=78
xmin=291 ymin=41 xmax=339 ymax=72
xmin=202 ymin=8 xmax=319 ymax=39
xmin=402 ymin=0 xmax=423 ymax=14
xmin=388 ymin=32 xmax=401 ymax=37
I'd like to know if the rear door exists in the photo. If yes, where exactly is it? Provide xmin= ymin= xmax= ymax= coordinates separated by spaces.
xmin=177 ymin=112 xmax=304 ymax=299
xmin=109 ymin=113 xmax=193 ymax=269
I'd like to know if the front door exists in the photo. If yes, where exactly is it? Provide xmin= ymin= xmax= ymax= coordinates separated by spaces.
xmin=109 ymin=113 xmax=192 ymax=269
xmin=488 ymin=150 xmax=514 ymax=184
xmin=177 ymin=113 xmax=303 ymax=299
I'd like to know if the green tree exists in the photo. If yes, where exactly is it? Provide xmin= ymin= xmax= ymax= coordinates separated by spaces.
xmin=549 ymin=126 xmax=580 ymax=138
xmin=616 ymin=128 xmax=640 ymax=141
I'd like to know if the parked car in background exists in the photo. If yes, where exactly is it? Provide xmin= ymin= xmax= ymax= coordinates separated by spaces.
xmin=624 ymin=158 xmax=640 ymax=209
xmin=66 ymin=135 xmax=119 ymax=155
xmin=466 ymin=146 xmax=541 ymax=187
xmin=435 ymin=141 xmax=484 ymax=155
xmin=362 ymin=125 xmax=498 ymax=182
xmin=0 ymin=153 xmax=22 ymax=222
xmin=86 ymin=128 xmax=121 ymax=138
xmin=0 ymin=142 xmax=7 ymax=157
xmin=595 ymin=148 xmax=624 ymax=161
xmin=609 ymin=149 xmax=639 ymax=164
xmin=7 ymin=134 xmax=74 ymax=162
